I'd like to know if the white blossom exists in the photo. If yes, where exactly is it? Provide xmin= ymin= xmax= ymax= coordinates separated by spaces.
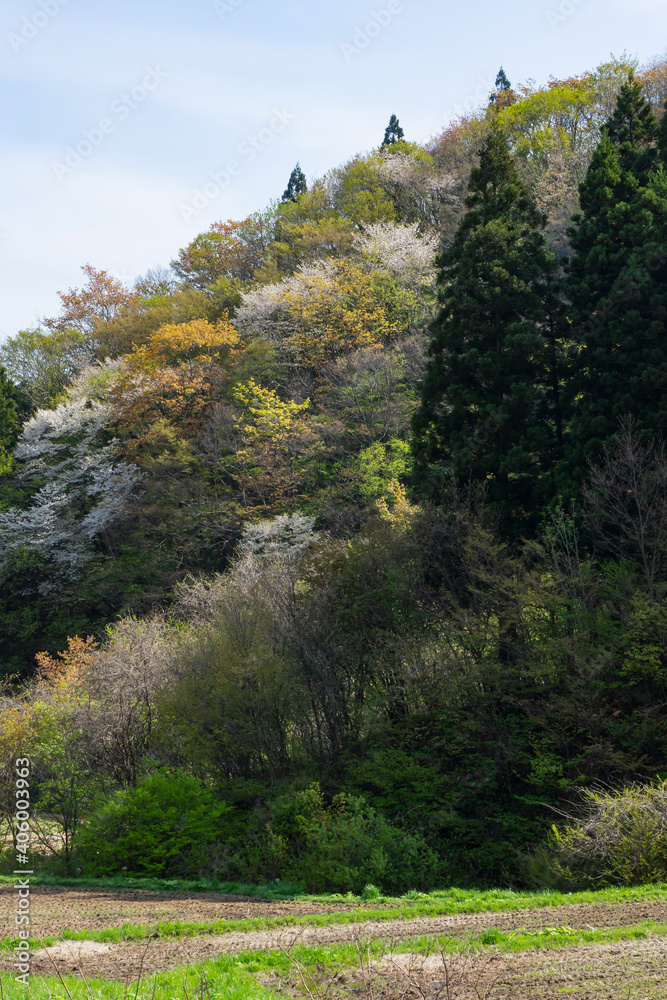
xmin=373 ymin=151 xmax=456 ymax=190
xmin=0 ymin=399 xmax=142 ymax=592
xmin=238 ymin=512 xmax=319 ymax=558
xmin=353 ymin=222 xmax=439 ymax=289
xmin=234 ymin=260 xmax=337 ymax=341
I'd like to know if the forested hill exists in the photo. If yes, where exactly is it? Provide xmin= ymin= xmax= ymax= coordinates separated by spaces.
xmin=2 ymin=54 xmax=667 ymax=888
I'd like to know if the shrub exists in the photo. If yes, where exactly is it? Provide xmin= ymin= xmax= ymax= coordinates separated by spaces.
xmin=238 ymin=783 xmax=442 ymax=894
xmin=75 ymin=770 xmax=234 ymax=877
xmin=538 ymin=781 xmax=667 ymax=889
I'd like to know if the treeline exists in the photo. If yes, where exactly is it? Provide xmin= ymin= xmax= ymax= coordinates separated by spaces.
xmin=1 ymin=54 xmax=667 ymax=889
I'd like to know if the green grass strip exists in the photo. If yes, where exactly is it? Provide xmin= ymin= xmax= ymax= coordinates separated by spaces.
xmin=3 ymin=919 xmax=667 ymax=1000
xmin=2 ymin=882 xmax=667 ymax=950
xmin=0 ymin=874 xmax=303 ymax=898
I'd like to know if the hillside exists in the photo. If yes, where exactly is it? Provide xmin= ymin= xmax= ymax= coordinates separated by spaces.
xmin=1 ymin=52 xmax=667 ymax=890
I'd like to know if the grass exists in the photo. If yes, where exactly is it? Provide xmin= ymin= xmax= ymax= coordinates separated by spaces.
xmin=2 ymin=919 xmax=667 ymax=1000
xmin=2 ymin=882 xmax=667 ymax=951
xmin=0 ymin=874 xmax=303 ymax=899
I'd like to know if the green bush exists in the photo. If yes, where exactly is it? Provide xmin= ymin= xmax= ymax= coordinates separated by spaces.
xmin=537 ymin=781 xmax=667 ymax=889
xmin=238 ymin=783 xmax=442 ymax=894
xmin=75 ymin=770 xmax=234 ymax=877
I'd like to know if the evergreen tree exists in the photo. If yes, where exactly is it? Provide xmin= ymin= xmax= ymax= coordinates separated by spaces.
xmin=606 ymin=71 xmax=659 ymax=183
xmin=489 ymin=67 xmax=512 ymax=106
xmin=658 ymin=100 xmax=667 ymax=161
xmin=381 ymin=114 xmax=405 ymax=149
xmin=282 ymin=163 xmax=307 ymax=203
xmin=412 ymin=124 xmax=559 ymax=538
xmin=0 ymin=366 xmax=19 ymax=474
xmin=566 ymin=75 xmax=665 ymax=465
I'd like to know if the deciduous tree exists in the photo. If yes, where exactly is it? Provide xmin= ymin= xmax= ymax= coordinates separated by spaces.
xmin=0 ymin=328 xmax=92 ymax=406
xmin=0 ymin=399 xmax=142 ymax=590
xmin=171 ymin=215 xmax=272 ymax=288
xmin=43 ymin=265 xmax=137 ymax=347
xmin=111 ymin=318 xmax=240 ymax=437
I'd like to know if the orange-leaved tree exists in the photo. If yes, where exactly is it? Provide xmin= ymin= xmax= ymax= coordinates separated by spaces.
xmin=43 ymin=265 xmax=137 ymax=345
xmin=111 ymin=318 xmax=240 ymax=437
xmin=171 ymin=216 xmax=271 ymax=288
xmin=35 ymin=636 xmax=98 ymax=700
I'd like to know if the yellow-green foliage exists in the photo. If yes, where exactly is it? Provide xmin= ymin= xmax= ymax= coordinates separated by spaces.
xmin=543 ymin=781 xmax=667 ymax=888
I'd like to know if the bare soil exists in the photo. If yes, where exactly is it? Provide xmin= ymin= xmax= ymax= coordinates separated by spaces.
xmin=2 ymin=885 xmax=357 ymax=936
xmin=1 ymin=893 xmax=665 ymax=991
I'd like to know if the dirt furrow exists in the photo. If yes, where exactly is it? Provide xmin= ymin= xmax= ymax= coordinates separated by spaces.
xmin=5 ymin=898 xmax=666 ymax=982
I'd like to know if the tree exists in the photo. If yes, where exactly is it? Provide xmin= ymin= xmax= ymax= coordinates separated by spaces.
xmin=606 ymin=71 xmax=660 ymax=181
xmin=236 ymin=259 xmax=413 ymax=371
xmin=412 ymin=123 xmax=559 ymax=537
xmin=171 ymin=215 xmax=272 ymax=289
xmin=282 ymin=162 xmax=307 ymax=203
xmin=353 ymin=222 xmax=438 ymax=294
xmin=0 ymin=399 xmax=142 ymax=591
xmin=42 ymin=265 xmax=137 ymax=348
xmin=566 ymin=74 xmax=664 ymax=464
xmin=659 ymin=98 xmax=667 ymax=160
xmin=381 ymin=115 xmax=405 ymax=148
xmin=495 ymin=67 xmax=511 ymax=93
xmin=0 ymin=328 xmax=92 ymax=407
xmin=110 ymin=318 xmax=240 ymax=437
xmin=489 ymin=67 xmax=515 ymax=110
xmin=584 ymin=422 xmax=667 ymax=601
xmin=328 ymin=155 xmax=397 ymax=225
xmin=0 ymin=367 xmax=20 ymax=474
xmin=230 ymin=379 xmax=317 ymax=506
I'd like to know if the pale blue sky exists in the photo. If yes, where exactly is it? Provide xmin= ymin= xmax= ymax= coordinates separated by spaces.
xmin=1 ymin=0 xmax=665 ymax=339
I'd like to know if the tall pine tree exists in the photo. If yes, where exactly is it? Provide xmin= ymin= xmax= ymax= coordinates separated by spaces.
xmin=282 ymin=163 xmax=307 ymax=203
xmin=0 ymin=367 xmax=19 ymax=474
xmin=381 ymin=115 xmax=405 ymax=148
xmin=489 ymin=66 xmax=512 ymax=104
xmin=658 ymin=99 xmax=667 ymax=161
xmin=412 ymin=123 xmax=560 ymax=538
xmin=566 ymin=74 xmax=665 ymax=464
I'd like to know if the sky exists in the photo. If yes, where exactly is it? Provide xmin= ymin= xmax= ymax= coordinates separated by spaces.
xmin=0 ymin=0 xmax=666 ymax=341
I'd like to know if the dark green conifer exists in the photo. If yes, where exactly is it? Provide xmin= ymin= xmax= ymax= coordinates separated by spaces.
xmin=412 ymin=123 xmax=559 ymax=538
xmin=606 ymin=71 xmax=659 ymax=183
xmin=381 ymin=115 xmax=404 ymax=148
xmin=488 ymin=67 xmax=513 ymax=107
xmin=566 ymin=76 xmax=665 ymax=464
xmin=282 ymin=163 xmax=307 ymax=203
xmin=658 ymin=101 xmax=667 ymax=162
xmin=0 ymin=367 xmax=19 ymax=473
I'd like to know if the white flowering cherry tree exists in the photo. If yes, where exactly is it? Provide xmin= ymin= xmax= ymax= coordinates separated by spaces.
xmin=0 ymin=399 xmax=142 ymax=592
xmin=353 ymin=221 xmax=438 ymax=293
